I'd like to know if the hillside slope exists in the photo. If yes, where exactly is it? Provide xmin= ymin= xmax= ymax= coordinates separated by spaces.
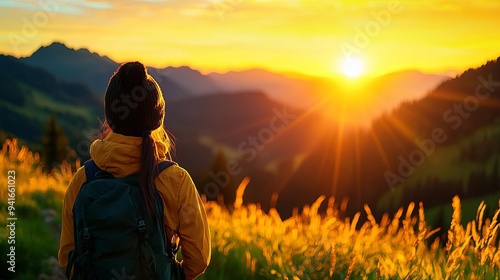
xmin=0 ymin=54 xmax=101 ymax=148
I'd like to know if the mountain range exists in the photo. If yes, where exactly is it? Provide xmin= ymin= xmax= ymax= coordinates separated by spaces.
xmin=2 ymin=41 xmax=498 ymax=227
xmin=21 ymin=42 xmax=449 ymax=116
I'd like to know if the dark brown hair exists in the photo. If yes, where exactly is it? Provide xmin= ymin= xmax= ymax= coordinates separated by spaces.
xmin=102 ymin=62 xmax=173 ymax=219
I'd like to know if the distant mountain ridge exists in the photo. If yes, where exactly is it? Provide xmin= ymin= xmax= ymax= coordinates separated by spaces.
xmin=21 ymin=42 xmax=116 ymax=95
xmin=207 ymin=68 xmax=327 ymax=109
xmin=21 ymin=42 xmax=195 ymax=101
xmin=365 ymin=69 xmax=451 ymax=118
xmin=158 ymin=65 xmax=221 ymax=96
xmin=208 ymin=68 xmax=451 ymax=118
xmin=20 ymin=42 xmax=449 ymax=119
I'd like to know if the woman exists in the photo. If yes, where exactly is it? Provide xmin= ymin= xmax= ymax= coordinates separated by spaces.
xmin=58 ymin=62 xmax=211 ymax=279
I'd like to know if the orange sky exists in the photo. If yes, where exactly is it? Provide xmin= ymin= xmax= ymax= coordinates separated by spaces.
xmin=1 ymin=0 xmax=500 ymax=78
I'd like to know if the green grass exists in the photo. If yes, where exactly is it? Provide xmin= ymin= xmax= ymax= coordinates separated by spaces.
xmin=197 ymin=245 xmax=267 ymax=280
xmin=7 ymin=82 xmax=95 ymax=123
xmin=30 ymin=88 xmax=96 ymax=123
xmin=0 ymin=192 xmax=61 ymax=280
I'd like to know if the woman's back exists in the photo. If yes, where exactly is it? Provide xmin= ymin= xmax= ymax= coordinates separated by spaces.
xmin=58 ymin=62 xmax=211 ymax=280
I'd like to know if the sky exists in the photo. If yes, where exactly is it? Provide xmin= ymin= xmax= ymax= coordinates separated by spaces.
xmin=1 ymin=0 xmax=500 ymax=79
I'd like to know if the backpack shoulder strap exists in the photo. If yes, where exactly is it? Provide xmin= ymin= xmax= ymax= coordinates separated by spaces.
xmin=84 ymin=159 xmax=101 ymax=182
xmin=67 ymin=159 xmax=102 ymax=279
xmin=158 ymin=160 xmax=176 ymax=174
xmin=155 ymin=160 xmax=179 ymax=258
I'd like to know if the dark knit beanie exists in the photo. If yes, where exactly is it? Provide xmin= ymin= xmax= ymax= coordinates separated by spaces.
xmin=104 ymin=62 xmax=165 ymax=136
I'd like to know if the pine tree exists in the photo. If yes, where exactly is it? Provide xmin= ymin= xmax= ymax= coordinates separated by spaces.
xmin=203 ymin=150 xmax=238 ymax=206
xmin=41 ymin=114 xmax=69 ymax=173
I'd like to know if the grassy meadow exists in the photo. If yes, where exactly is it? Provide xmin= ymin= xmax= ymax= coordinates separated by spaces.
xmin=1 ymin=138 xmax=500 ymax=279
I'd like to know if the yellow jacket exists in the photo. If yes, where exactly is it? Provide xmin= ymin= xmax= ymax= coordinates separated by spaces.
xmin=58 ymin=132 xmax=211 ymax=280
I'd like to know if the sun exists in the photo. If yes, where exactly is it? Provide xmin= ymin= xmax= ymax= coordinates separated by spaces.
xmin=340 ymin=56 xmax=364 ymax=79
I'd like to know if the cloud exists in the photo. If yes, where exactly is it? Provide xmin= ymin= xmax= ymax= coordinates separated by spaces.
xmin=0 ymin=0 xmax=112 ymax=15
xmin=0 ymin=1 xmax=37 ymax=10
xmin=76 ymin=0 xmax=112 ymax=10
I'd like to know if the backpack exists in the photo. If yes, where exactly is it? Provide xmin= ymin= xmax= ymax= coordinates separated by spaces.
xmin=66 ymin=160 xmax=186 ymax=280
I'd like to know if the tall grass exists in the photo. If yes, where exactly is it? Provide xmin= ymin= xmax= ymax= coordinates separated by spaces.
xmin=1 ymin=139 xmax=500 ymax=279
xmin=0 ymin=139 xmax=67 ymax=279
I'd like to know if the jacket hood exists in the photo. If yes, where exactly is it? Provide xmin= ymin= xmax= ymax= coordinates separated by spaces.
xmin=89 ymin=132 xmax=168 ymax=177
